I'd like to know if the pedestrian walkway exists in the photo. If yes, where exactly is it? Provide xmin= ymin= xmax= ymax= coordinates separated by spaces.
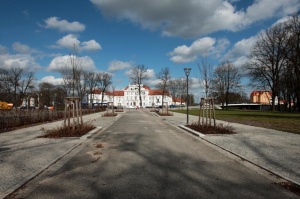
xmin=163 ymin=112 xmax=300 ymax=186
xmin=1 ymin=109 xmax=299 ymax=198
xmin=0 ymin=112 xmax=120 ymax=199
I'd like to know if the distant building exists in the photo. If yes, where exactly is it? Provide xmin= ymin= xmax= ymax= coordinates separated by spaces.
xmin=250 ymin=91 xmax=271 ymax=104
xmin=88 ymin=84 xmax=181 ymax=108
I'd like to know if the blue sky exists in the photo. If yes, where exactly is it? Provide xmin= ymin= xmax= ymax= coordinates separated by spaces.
xmin=1 ymin=0 xmax=299 ymax=99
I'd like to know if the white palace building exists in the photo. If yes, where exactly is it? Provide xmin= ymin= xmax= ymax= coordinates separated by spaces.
xmin=88 ymin=84 xmax=181 ymax=108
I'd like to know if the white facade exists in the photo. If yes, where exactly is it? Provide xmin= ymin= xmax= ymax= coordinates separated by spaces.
xmin=88 ymin=84 xmax=173 ymax=108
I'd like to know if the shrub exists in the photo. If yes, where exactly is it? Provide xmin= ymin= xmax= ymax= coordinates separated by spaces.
xmin=40 ymin=122 xmax=95 ymax=138
xmin=102 ymin=112 xmax=118 ymax=117
xmin=187 ymin=122 xmax=235 ymax=134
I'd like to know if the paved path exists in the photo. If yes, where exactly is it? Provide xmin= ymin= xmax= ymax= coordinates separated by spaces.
xmin=0 ymin=112 xmax=119 ymax=199
xmin=164 ymin=112 xmax=300 ymax=186
xmin=5 ymin=110 xmax=298 ymax=199
xmin=0 ymin=109 xmax=299 ymax=198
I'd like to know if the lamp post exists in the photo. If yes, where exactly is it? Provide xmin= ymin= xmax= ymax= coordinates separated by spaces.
xmin=36 ymin=93 xmax=40 ymax=109
xmin=184 ymin=68 xmax=191 ymax=124
xmin=112 ymin=86 xmax=115 ymax=115
xmin=27 ymin=95 xmax=31 ymax=110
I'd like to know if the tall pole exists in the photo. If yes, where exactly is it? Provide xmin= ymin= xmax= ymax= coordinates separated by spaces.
xmin=36 ymin=93 xmax=40 ymax=109
xmin=112 ymin=86 xmax=115 ymax=115
xmin=184 ymin=68 xmax=191 ymax=124
xmin=27 ymin=96 xmax=31 ymax=110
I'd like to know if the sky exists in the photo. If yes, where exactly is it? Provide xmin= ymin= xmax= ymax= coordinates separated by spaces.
xmin=1 ymin=0 xmax=299 ymax=100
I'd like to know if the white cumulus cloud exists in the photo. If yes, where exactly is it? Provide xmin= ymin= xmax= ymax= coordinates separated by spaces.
xmin=43 ymin=17 xmax=85 ymax=32
xmin=56 ymin=34 xmax=81 ymax=49
xmin=90 ymin=0 xmax=300 ymax=38
xmin=47 ymin=55 xmax=96 ymax=72
xmin=221 ymin=36 xmax=257 ymax=62
xmin=39 ymin=76 xmax=64 ymax=85
xmin=108 ymin=60 xmax=132 ymax=71
xmin=169 ymin=37 xmax=221 ymax=63
xmin=55 ymin=34 xmax=102 ymax=52
xmin=0 ymin=45 xmax=8 ymax=54
xmin=12 ymin=42 xmax=40 ymax=54
xmin=0 ymin=53 xmax=41 ymax=72
xmin=81 ymin=40 xmax=102 ymax=51
xmin=124 ymin=68 xmax=155 ymax=79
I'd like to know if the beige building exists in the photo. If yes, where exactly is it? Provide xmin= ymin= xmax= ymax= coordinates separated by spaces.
xmin=88 ymin=84 xmax=176 ymax=108
xmin=250 ymin=91 xmax=271 ymax=104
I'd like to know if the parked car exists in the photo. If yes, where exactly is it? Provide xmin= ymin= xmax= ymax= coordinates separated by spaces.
xmin=126 ymin=105 xmax=136 ymax=109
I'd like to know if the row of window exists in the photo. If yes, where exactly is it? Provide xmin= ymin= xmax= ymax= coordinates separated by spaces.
xmin=124 ymin=96 xmax=168 ymax=101
xmin=124 ymin=91 xmax=146 ymax=96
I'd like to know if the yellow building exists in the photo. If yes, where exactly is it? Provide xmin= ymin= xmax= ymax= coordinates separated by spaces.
xmin=250 ymin=91 xmax=271 ymax=104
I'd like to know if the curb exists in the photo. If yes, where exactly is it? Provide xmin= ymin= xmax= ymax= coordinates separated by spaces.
xmin=178 ymin=125 xmax=205 ymax=137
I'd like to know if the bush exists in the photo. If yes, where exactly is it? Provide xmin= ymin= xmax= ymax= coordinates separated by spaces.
xmin=157 ymin=112 xmax=173 ymax=116
xmin=39 ymin=122 xmax=95 ymax=138
xmin=102 ymin=112 xmax=118 ymax=117
xmin=186 ymin=122 xmax=235 ymax=134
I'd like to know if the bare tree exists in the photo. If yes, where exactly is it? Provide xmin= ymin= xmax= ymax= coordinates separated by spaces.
xmin=198 ymin=53 xmax=213 ymax=98
xmin=168 ymin=79 xmax=179 ymax=105
xmin=129 ymin=65 xmax=148 ymax=107
xmin=60 ymin=58 xmax=83 ymax=98
xmin=59 ymin=44 xmax=85 ymax=99
xmin=18 ymin=72 xmax=35 ymax=101
xmin=245 ymin=23 xmax=290 ymax=111
xmin=83 ymin=72 xmax=98 ymax=104
xmin=39 ymin=82 xmax=56 ymax=107
xmin=211 ymin=61 xmax=241 ymax=109
xmin=0 ymin=68 xmax=12 ymax=102
xmin=156 ymin=67 xmax=171 ymax=107
xmin=177 ymin=78 xmax=187 ymax=106
xmin=284 ymin=14 xmax=300 ymax=112
xmin=0 ymin=67 xmax=35 ymax=106
xmin=96 ymin=72 xmax=112 ymax=104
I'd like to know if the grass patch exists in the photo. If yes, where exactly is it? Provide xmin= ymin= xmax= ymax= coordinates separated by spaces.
xmin=40 ymin=123 xmax=95 ymax=138
xmin=173 ymin=109 xmax=300 ymax=134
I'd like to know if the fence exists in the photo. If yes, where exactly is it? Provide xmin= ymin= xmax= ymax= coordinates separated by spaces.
xmin=0 ymin=108 xmax=103 ymax=133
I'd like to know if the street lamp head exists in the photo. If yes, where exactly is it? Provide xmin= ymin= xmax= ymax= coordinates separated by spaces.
xmin=184 ymin=68 xmax=191 ymax=77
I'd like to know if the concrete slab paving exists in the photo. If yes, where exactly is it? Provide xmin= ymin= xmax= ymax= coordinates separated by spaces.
xmin=0 ymin=112 xmax=121 ymax=199
xmin=1 ymin=109 xmax=299 ymax=198
xmin=163 ymin=112 xmax=300 ymax=186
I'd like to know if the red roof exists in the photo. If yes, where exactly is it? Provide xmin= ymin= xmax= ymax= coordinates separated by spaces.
xmin=149 ymin=89 xmax=170 ymax=95
xmin=106 ymin=91 xmax=124 ymax=96
xmin=143 ymin=85 xmax=151 ymax=90
xmin=91 ymin=89 xmax=102 ymax=94
xmin=173 ymin=97 xmax=184 ymax=103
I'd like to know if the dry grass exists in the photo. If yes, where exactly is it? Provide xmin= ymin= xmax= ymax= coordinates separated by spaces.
xmin=39 ymin=123 xmax=95 ymax=138
xmin=187 ymin=122 xmax=236 ymax=134
xmin=102 ymin=112 xmax=118 ymax=117
xmin=157 ymin=112 xmax=173 ymax=116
